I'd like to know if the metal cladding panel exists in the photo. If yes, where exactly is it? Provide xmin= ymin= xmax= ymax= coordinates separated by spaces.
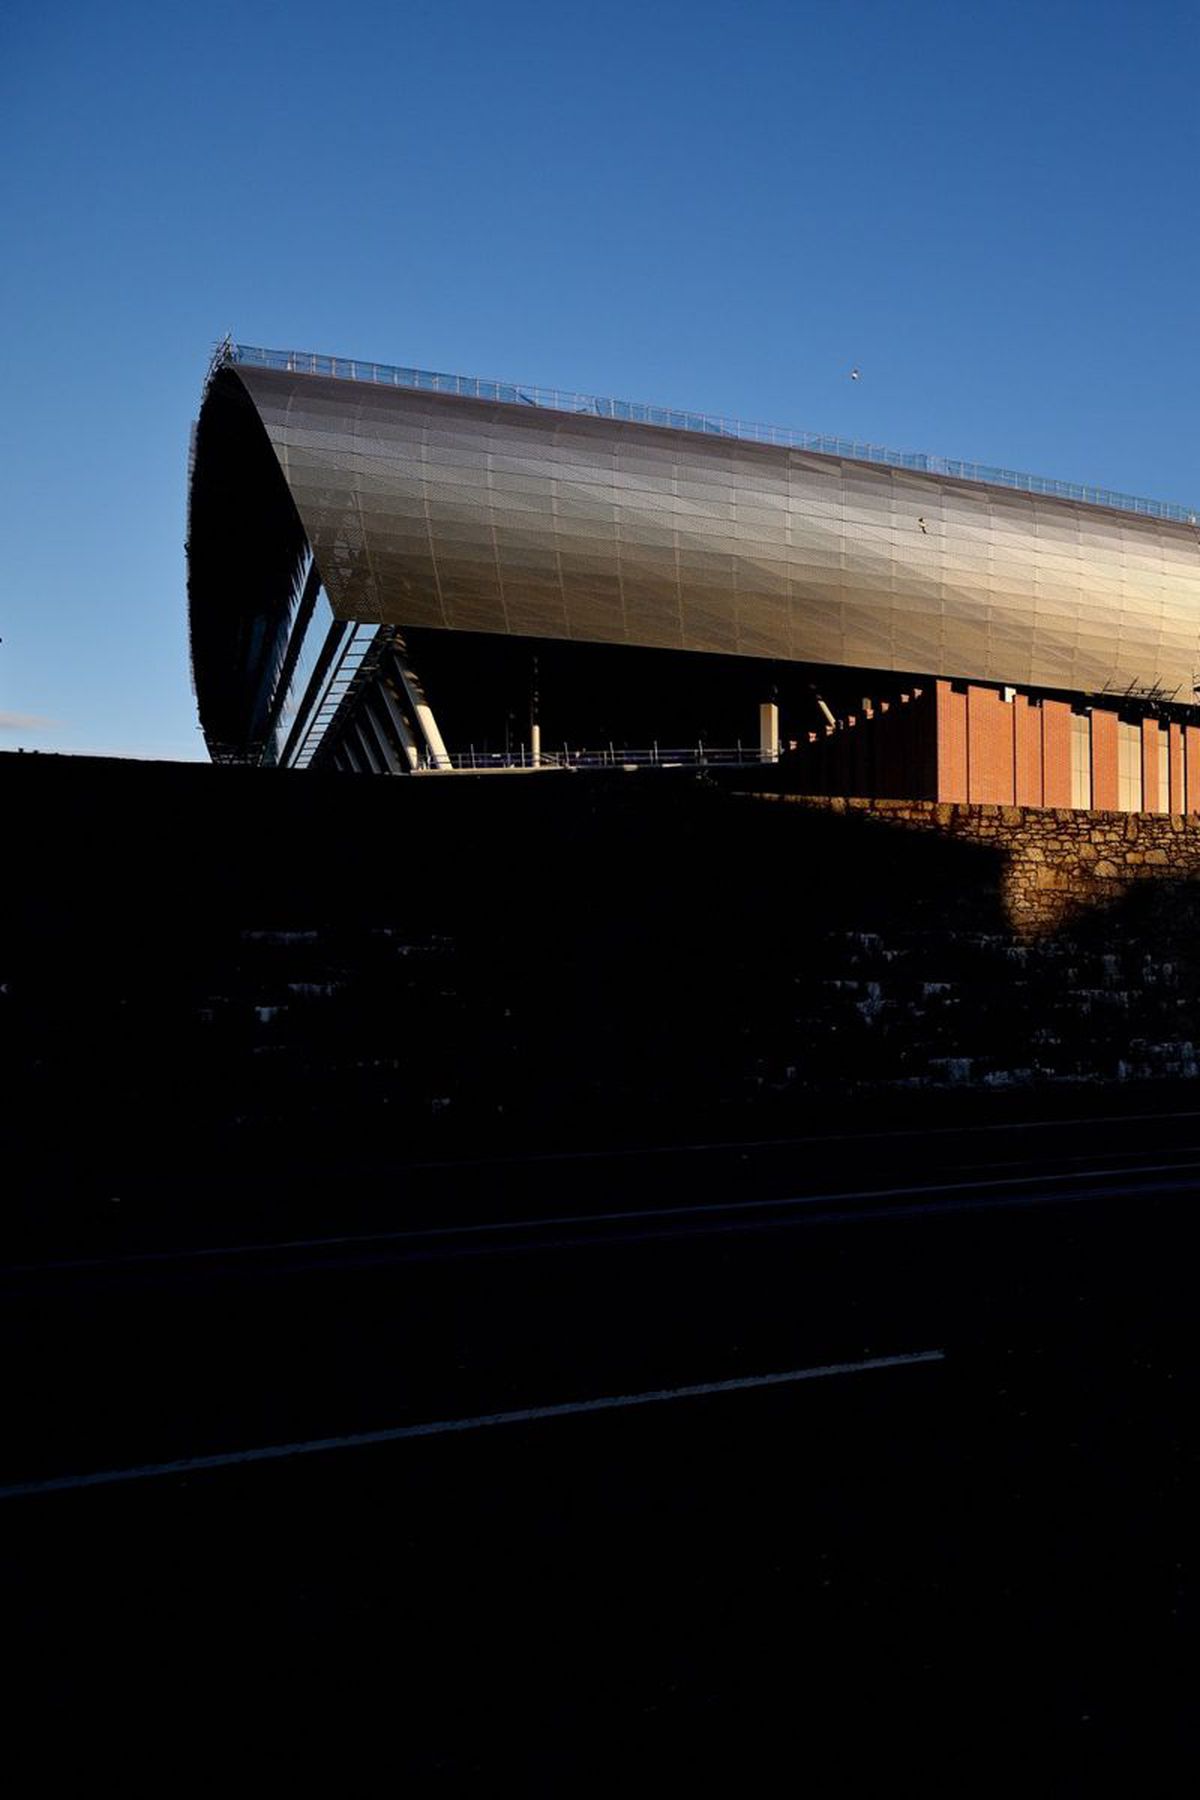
xmin=232 ymin=365 xmax=1200 ymax=698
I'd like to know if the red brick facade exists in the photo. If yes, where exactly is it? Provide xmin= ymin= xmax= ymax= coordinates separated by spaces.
xmin=1040 ymin=700 xmax=1073 ymax=808
xmin=1090 ymin=710 xmax=1119 ymax=811
xmin=794 ymin=676 xmax=1200 ymax=814
xmin=965 ymin=685 xmax=1014 ymax=804
xmin=1013 ymin=697 xmax=1043 ymax=808
xmin=935 ymin=682 xmax=967 ymax=802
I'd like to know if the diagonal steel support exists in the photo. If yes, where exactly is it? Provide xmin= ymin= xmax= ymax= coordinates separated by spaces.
xmin=375 ymin=676 xmax=423 ymax=771
xmin=390 ymin=638 xmax=450 ymax=768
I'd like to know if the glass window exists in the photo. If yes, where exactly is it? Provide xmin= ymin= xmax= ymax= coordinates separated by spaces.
xmin=273 ymin=587 xmax=335 ymax=765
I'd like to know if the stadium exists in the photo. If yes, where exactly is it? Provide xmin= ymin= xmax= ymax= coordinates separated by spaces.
xmin=187 ymin=343 xmax=1200 ymax=809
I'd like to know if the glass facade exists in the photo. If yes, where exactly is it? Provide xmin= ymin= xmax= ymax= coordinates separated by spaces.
xmin=271 ymin=585 xmax=334 ymax=765
xmin=289 ymin=621 xmax=383 ymax=768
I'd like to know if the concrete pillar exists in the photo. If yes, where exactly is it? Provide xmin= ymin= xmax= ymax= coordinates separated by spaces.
xmin=530 ymin=721 xmax=542 ymax=768
xmin=391 ymin=642 xmax=450 ymax=769
xmin=759 ymin=702 xmax=779 ymax=763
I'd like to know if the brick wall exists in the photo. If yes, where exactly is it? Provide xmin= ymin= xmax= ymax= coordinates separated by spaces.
xmin=935 ymin=682 xmax=967 ymax=801
xmin=965 ymin=684 xmax=1015 ymax=803
xmin=927 ymin=682 xmax=1200 ymax=817
xmin=1041 ymin=701 xmax=1073 ymax=808
xmin=1091 ymin=710 xmax=1119 ymax=810
xmin=781 ymin=678 xmax=1200 ymax=822
xmin=796 ymin=686 xmax=941 ymax=800
xmin=1013 ymin=696 xmax=1042 ymax=807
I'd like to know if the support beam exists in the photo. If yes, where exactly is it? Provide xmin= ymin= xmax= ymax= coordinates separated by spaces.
xmin=351 ymin=719 xmax=383 ymax=775
xmin=361 ymin=696 xmax=403 ymax=775
xmin=391 ymin=640 xmax=450 ymax=768
xmin=759 ymin=701 xmax=779 ymax=763
xmin=376 ymin=677 xmax=423 ymax=771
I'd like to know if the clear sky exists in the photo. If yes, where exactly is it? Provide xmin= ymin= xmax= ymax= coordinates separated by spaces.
xmin=2 ymin=0 xmax=1197 ymax=759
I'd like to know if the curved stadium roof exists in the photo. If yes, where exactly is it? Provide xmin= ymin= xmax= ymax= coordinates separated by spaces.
xmin=188 ymin=343 xmax=1200 ymax=764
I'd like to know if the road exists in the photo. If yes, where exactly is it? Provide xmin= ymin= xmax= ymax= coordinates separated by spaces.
xmin=2 ymin=1123 xmax=1197 ymax=1777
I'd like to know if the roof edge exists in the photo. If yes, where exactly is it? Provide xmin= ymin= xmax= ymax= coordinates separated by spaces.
xmin=217 ymin=340 xmax=1200 ymax=529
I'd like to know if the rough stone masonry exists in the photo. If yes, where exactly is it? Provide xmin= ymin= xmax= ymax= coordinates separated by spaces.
xmin=752 ymin=793 xmax=1200 ymax=936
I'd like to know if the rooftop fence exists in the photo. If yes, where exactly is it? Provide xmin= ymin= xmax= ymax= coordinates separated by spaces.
xmin=221 ymin=341 xmax=1200 ymax=528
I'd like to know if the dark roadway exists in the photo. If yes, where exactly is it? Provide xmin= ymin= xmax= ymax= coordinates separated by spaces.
xmin=3 ymin=1122 xmax=1197 ymax=1780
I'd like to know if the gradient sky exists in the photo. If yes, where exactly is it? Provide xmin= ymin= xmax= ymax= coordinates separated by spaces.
xmin=2 ymin=0 xmax=1197 ymax=759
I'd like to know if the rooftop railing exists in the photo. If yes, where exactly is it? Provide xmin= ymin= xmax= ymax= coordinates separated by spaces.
xmin=223 ymin=341 xmax=1200 ymax=527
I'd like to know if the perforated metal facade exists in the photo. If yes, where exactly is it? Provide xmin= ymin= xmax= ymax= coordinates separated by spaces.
xmin=187 ymin=348 xmax=1200 ymax=769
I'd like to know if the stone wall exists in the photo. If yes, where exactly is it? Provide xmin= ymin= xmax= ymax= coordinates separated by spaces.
xmin=10 ymin=753 xmax=1200 ymax=1193
xmin=751 ymin=793 xmax=1200 ymax=935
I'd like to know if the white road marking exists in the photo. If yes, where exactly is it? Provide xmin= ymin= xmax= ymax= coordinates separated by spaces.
xmin=13 ymin=1158 xmax=1200 ymax=1277
xmin=0 ymin=1350 xmax=944 ymax=1501
xmin=403 ymin=1105 xmax=1200 ymax=1170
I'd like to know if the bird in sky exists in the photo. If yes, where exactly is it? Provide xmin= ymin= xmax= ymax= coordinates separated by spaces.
xmin=850 ymin=367 xmax=861 ymax=381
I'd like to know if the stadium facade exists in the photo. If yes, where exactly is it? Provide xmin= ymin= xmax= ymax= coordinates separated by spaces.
xmin=187 ymin=343 xmax=1200 ymax=809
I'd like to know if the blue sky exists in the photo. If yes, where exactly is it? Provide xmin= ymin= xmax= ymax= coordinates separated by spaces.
xmin=2 ymin=0 xmax=1197 ymax=759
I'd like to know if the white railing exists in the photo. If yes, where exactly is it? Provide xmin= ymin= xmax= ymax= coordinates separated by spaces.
xmin=430 ymin=744 xmax=777 ymax=773
xmin=221 ymin=342 xmax=1200 ymax=527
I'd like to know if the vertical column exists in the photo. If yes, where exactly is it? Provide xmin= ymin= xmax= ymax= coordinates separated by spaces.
xmin=1186 ymin=725 xmax=1200 ymax=814
xmin=935 ymin=680 xmax=968 ymax=802
xmin=1041 ymin=700 xmax=1072 ymax=807
xmin=1169 ymin=722 xmax=1185 ymax=813
xmin=1090 ymin=709 xmax=1119 ymax=810
xmin=966 ymin=685 xmax=1015 ymax=804
xmin=530 ymin=655 xmax=541 ymax=767
xmin=1013 ymin=696 xmax=1043 ymax=807
xmin=1141 ymin=717 xmax=1164 ymax=812
xmin=759 ymin=701 xmax=779 ymax=764
xmin=848 ymin=716 xmax=871 ymax=796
